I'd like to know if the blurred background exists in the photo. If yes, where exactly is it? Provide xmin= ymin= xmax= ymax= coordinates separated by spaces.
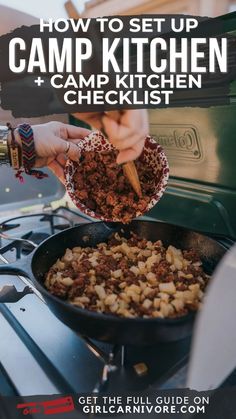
xmin=82 ymin=0 xmax=236 ymax=17
xmin=0 ymin=0 xmax=235 ymax=209
xmin=0 ymin=0 xmax=235 ymax=20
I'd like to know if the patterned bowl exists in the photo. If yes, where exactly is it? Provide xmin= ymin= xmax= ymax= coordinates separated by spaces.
xmin=65 ymin=131 xmax=169 ymax=222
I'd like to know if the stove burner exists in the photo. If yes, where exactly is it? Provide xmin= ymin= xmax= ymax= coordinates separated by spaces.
xmin=92 ymin=344 xmax=120 ymax=393
xmin=0 ymin=223 xmax=20 ymax=232
xmin=2 ymin=206 xmax=230 ymax=396
xmin=0 ymin=231 xmax=35 ymax=259
xmin=0 ymin=207 xmax=192 ymax=395
xmin=78 ymin=337 xmax=191 ymax=393
xmin=21 ymin=232 xmax=49 ymax=254
xmin=0 ymin=207 xmax=90 ymax=256
xmin=0 ymin=212 xmax=73 ymax=237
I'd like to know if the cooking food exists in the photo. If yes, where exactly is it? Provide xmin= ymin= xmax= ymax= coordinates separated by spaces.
xmin=72 ymin=150 xmax=157 ymax=223
xmin=45 ymin=232 xmax=210 ymax=319
xmin=65 ymin=132 xmax=169 ymax=224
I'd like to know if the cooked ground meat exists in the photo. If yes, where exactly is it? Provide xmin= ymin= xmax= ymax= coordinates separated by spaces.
xmin=73 ymin=150 xmax=158 ymax=223
xmin=45 ymin=232 xmax=210 ymax=319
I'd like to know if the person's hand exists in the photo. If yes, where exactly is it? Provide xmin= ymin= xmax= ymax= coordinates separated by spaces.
xmin=73 ymin=109 xmax=149 ymax=164
xmin=16 ymin=121 xmax=90 ymax=183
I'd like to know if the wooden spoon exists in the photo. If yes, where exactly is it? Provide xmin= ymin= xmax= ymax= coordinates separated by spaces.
xmin=102 ymin=111 xmax=142 ymax=198
xmin=64 ymin=5 xmax=142 ymax=198
xmin=64 ymin=0 xmax=80 ymax=19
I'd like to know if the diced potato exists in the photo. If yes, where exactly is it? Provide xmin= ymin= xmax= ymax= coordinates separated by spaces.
xmin=49 ymin=276 xmax=57 ymax=286
xmin=146 ymin=254 xmax=161 ymax=270
xmin=175 ymin=291 xmax=184 ymax=299
xmin=104 ymin=250 xmax=112 ymax=256
xmin=146 ymin=272 xmax=157 ymax=285
xmin=160 ymin=302 xmax=174 ymax=317
xmin=72 ymin=246 xmax=82 ymax=253
xmin=63 ymin=248 xmax=73 ymax=262
xmin=110 ymin=302 xmax=119 ymax=313
xmin=174 ymin=257 xmax=183 ymax=270
xmin=171 ymin=299 xmax=184 ymax=312
xmin=189 ymin=283 xmax=200 ymax=296
xmin=122 ymin=310 xmax=135 ymax=318
xmin=139 ymin=281 xmax=146 ymax=291
xmin=129 ymin=284 xmax=141 ymax=294
xmin=55 ymin=259 xmax=65 ymax=270
xmin=185 ymin=273 xmax=193 ymax=279
xmin=182 ymin=290 xmax=195 ymax=302
xmin=130 ymin=246 xmax=140 ymax=254
xmin=74 ymin=296 xmax=90 ymax=304
xmin=166 ymin=246 xmax=184 ymax=270
xmin=127 ymin=290 xmax=140 ymax=303
xmin=178 ymin=271 xmax=193 ymax=279
xmin=159 ymin=282 xmax=176 ymax=294
xmin=138 ymin=261 xmax=146 ymax=274
xmin=94 ymin=285 xmax=106 ymax=300
xmin=130 ymin=266 xmax=139 ymax=276
xmin=141 ymin=249 xmax=152 ymax=257
xmin=112 ymin=269 xmax=123 ymax=278
xmin=120 ymin=292 xmax=131 ymax=303
xmin=143 ymin=287 xmax=153 ymax=297
xmin=121 ymin=242 xmax=131 ymax=255
xmin=153 ymin=298 xmax=161 ymax=309
xmin=118 ymin=300 xmax=128 ymax=310
xmin=160 ymin=301 xmax=170 ymax=317
xmin=105 ymin=294 xmax=117 ymax=306
xmin=142 ymin=299 xmax=152 ymax=309
xmin=113 ymin=252 xmax=122 ymax=259
xmin=133 ymin=363 xmax=148 ymax=375
xmin=61 ymin=277 xmax=74 ymax=286
xmin=158 ymin=292 xmax=170 ymax=302
xmin=153 ymin=311 xmax=164 ymax=318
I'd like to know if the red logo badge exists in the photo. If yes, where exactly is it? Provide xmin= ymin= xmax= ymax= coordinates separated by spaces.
xmin=17 ymin=396 xmax=75 ymax=415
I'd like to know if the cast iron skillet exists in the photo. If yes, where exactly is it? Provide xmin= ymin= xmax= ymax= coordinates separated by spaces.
xmin=0 ymin=220 xmax=227 ymax=345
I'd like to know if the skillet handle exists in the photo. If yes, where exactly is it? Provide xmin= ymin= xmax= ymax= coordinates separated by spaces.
xmin=0 ymin=256 xmax=32 ymax=277
xmin=0 ymin=257 xmax=34 ymax=303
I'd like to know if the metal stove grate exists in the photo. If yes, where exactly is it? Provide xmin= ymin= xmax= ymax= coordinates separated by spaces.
xmin=0 ymin=208 xmax=196 ymax=396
